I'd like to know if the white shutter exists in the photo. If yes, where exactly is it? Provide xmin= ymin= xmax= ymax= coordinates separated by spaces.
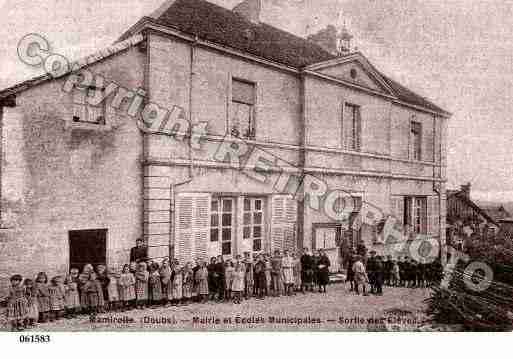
xmin=175 ymin=193 xmax=211 ymax=264
xmin=271 ymin=195 xmax=297 ymax=252
xmin=175 ymin=195 xmax=193 ymax=264
xmin=193 ymin=195 xmax=210 ymax=261
xmin=391 ymin=196 xmax=403 ymax=225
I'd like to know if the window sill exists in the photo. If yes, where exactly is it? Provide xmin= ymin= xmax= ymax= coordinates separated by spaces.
xmin=65 ymin=121 xmax=112 ymax=132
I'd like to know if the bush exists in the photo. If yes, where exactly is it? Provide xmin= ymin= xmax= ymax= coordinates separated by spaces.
xmin=425 ymin=237 xmax=513 ymax=331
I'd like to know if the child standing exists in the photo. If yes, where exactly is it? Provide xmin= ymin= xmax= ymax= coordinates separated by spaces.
xmin=224 ymin=260 xmax=234 ymax=301
xmin=232 ymin=262 xmax=245 ymax=304
xmin=135 ymin=262 xmax=149 ymax=309
xmin=148 ymin=263 xmax=163 ymax=307
xmin=172 ymin=264 xmax=183 ymax=305
xmin=23 ymin=279 xmax=39 ymax=328
xmin=96 ymin=264 xmax=109 ymax=312
xmin=244 ymin=252 xmax=254 ymax=299
xmin=254 ymin=255 xmax=266 ymax=299
xmin=85 ymin=272 xmax=101 ymax=314
xmin=6 ymin=274 xmax=28 ymax=331
xmin=107 ymin=268 xmax=120 ymax=311
xmin=194 ymin=261 xmax=209 ymax=303
xmin=35 ymin=272 xmax=51 ymax=323
xmin=119 ymin=264 xmax=136 ymax=310
xmin=182 ymin=263 xmax=194 ymax=304
xmin=64 ymin=275 xmax=80 ymax=318
xmin=264 ymin=254 xmax=272 ymax=297
xmin=48 ymin=276 xmax=66 ymax=321
xmin=282 ymin=250 xmax=294 ymax=296
xmin=392 ymin=260 xmax=400 ymax=287
xmin=292 ymin=252 xmax=302 ymax=294
xmin=159 ymin=259 xmax=172 ymax=306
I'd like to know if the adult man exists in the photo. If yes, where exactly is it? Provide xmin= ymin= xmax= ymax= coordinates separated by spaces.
xmin=366 ymin=250 xmax=377 ymax=294
xmin=383 ymin=255 xmax=393 ymax=286
xmin=345 ymin=249 xmax=356 ymax=292
xmin=300 ymin=248 xmax=314 ymax=292
xmin=352 ymin=255 xmax=369 ymax=296
xmin=374 ymin=255 xmax=384 ymax=295
xmin=129 ymin=238 xmax=148 ymax=263
xmin=271 ymin=250 xmax=283 ymax=296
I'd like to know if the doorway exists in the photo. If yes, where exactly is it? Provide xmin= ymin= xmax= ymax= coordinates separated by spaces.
xmin=312 ymin=224 xmax=342 ymax=273
xmin=69 ymin=229 xmax=107 ymax=271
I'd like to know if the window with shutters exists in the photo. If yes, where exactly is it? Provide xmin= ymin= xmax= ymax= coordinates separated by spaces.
xmin=403 ymin=196 xmax=427 ymax=234
xmin=243 ymin=197 xmax=265 ymax=252
xmin=210 ymin=197 xmax=235 ymax=255
xmin=271 ymin=195 xmax=297 ymax=253
xmin=175 ymin=193 xmax=211 ymax=264
xmin=231 ymin=79 xmax=256 ymax=139
xmin=410 ymin=121 xmax=422 ymax=161
xmin=73 ymin=87 xmax=106 ymax=125
xmin=343 ymin=103 xmax=362 ymax=151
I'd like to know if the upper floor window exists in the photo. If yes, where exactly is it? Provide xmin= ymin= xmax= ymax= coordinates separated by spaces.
xmin=231 ymin=79 xmax=256 ymax=139
xmin=73 ymin=87 xmax=106 ymax=125
xmin=404 ymin=196 xmax=427 ymax=234
xmin=410 ymin=121 xmax=422 ymax=161
xmin=343 ymin=103 xmax=361 ymax=151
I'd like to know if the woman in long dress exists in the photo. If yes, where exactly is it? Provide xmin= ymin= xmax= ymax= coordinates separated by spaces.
xmin=282 ymin=250 xmax=294 ymax=296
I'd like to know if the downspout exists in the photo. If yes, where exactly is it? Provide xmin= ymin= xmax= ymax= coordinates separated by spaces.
xmin=432 ymin=115 xmax=444 ymax=261
xmin=187 ymin=36 xmax=198 ymax=179
xmin=297 ymin=72 xmax=306 ymax=250
xmin=0 ymin=106 xmax=3 ymax=227
xmin=169 ymin=36 xmax=198 ymax=258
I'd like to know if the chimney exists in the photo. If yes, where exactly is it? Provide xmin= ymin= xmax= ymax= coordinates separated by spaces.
xmin=233 ymin=0 xmax=262 ymax=24
xmin=307 ymin=24 xmax=353 ymax=56
xmin=460 ymin=182 xmax=471 ymax=199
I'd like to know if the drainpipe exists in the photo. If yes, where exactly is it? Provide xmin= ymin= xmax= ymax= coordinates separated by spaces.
xmin=187 ymin=36 xmax=199 ymax=179
xmin=169 ymin=37 xmax=198 ymax=258
xmin=0 ymin=105 xmax=3 ymax=227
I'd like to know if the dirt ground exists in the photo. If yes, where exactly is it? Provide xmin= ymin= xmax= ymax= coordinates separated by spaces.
xmin=1 ymin=283 xmax=432 ymax=332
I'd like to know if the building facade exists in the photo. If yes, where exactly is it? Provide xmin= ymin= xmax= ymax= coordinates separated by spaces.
xmin=0 ymin=0 xmax=449 ymax=291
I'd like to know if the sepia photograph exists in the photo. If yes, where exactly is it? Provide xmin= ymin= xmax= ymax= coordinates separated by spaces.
xmin=0 ymin=0 xmax=512 ymax=339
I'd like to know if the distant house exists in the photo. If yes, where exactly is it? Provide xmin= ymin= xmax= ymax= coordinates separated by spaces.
xmin=482 ymin=205 xmax=512 ymax=223
xmin=446 ymin=183 xmax=499 ymax=250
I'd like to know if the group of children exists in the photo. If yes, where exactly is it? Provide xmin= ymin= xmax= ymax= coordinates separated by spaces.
xmin=4 ymin=248 xmax=332 ymax=331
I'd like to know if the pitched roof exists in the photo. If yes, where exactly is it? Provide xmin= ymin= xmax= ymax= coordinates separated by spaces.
xmin=481 ymin=205 xmax=512 ymax=222
xmin=146 ymin=0 xmax=449 ymax=115
xmin=152 ymin=0 xmax=334 ymax=68
xmin=0 ymin=34 xmax=144 ymax=100
xmin=447 ymin=190 xmax=499 ymax=225
xmin=1 ymin=0 xmax=449 ymax=116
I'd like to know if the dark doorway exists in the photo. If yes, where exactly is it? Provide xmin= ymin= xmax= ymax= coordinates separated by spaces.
xmin=69 ymin=229 xmax=107 ymax=272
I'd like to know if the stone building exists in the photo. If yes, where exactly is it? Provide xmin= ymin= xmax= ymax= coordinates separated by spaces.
xmin=0 ymin=0 xmax=450 ymax=290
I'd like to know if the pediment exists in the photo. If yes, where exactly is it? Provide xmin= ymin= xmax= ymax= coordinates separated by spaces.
xmin=306 ymin=53 xmax=395 ymax=96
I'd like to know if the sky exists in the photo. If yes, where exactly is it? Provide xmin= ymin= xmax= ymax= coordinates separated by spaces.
xmin=0 ymin=0 xmax=512 ymax=203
